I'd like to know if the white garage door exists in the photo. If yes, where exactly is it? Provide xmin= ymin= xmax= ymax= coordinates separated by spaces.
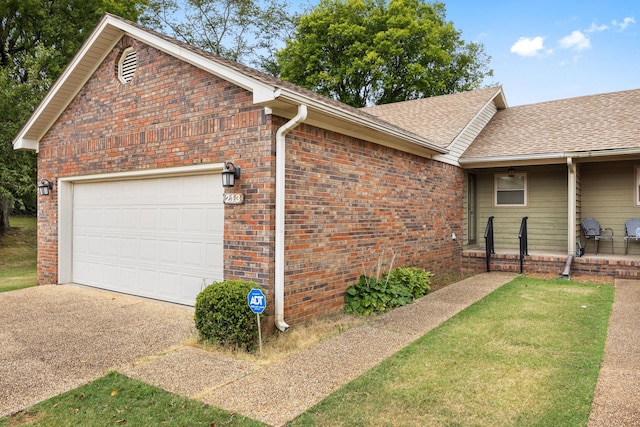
xmin=72 ymin=174 xmax=224 ymax=305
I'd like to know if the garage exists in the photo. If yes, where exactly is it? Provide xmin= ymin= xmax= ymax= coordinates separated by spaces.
xmin=70 ymin=173 xmax=224 ymax=306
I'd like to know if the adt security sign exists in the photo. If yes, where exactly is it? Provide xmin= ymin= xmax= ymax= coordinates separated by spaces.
xmin=247 ymin=288 xmax=266 ymax=314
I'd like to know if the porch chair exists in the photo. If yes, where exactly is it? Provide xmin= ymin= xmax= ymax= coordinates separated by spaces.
xmin=624 ymin=218 xmax=640 ymax=254
xmin=581 ymin=218 xmax=614 ymax=254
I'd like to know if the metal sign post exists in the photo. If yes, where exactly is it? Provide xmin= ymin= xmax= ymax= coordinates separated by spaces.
xmin=247 ymin=288 xmax=266 ymax=358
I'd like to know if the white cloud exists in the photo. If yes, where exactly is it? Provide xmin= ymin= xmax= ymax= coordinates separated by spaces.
xmin=510 ymin=36 xmax=547 ymax=57
xmin=613 ymin=17 xmax=636 ymax=31
xmin=559 ymin=30 xmax=591 ymax=51
xmin=586 ymin=22 xmax=608 ymax=33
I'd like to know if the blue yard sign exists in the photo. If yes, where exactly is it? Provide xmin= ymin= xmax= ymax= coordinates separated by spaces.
xmin=247 ymin=288 xmax=266 ymax=314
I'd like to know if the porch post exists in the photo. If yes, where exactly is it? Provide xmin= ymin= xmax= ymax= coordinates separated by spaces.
xmin=567 ymin=157 xmax=576 ymax=255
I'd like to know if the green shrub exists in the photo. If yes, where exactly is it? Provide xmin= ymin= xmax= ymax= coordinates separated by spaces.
xmin=344 ymin=267 xmax=432 ymax=316
xmin=385 ymin=267 xmax=432 ymax=299
xmin=194 ymin=280 xmax=263 ymax=351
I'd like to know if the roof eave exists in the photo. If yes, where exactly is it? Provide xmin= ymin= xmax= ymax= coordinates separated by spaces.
xmin=460 ymin=147 xmax=640 ymax=168
xmin=263 ymin=90 xmax=448 ymax=157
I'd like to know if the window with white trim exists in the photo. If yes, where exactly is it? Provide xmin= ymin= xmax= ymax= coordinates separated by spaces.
xmin=494 ymin=173 xmax=527 ymax=207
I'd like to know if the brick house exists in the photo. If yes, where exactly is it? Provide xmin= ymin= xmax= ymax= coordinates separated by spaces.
xmin=14 ymin=14 xmax=640 ymax=330
xmin=13 ymin=14 xmax=467 ymax=330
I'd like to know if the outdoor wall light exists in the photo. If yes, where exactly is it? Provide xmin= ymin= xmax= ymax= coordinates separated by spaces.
xmin=507 ymin=167 xmax=516 ymax=177
xmin=38 ymin=179 xmax=53 ymax=196
xmin=221 ymin=162 xmax=241 ymax=188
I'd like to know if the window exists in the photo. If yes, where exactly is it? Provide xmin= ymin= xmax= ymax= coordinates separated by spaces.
xmin=495 ymin=173 xmax=527 ymax=207
xmin=118 ymin=47 xmax=137 ymax=84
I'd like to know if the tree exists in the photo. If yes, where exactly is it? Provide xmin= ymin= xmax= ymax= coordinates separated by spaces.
xmin=275 ymin=0 xmax=493 ymax=107
xmin=142 ymin=0 xmax=296 ymax=71
xmin=0 ymin=0 xmax=147 ymax=235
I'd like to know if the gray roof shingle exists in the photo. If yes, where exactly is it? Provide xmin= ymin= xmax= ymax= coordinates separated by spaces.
xmin=462 ymin=88 xmax=640 ymax=159
xmin=362 ymin=87 xmax=504 ymax=148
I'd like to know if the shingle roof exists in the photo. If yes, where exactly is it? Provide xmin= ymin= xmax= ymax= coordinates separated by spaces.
xmin=462 ymin=88 xmax=640 ymax=160
xmin=362 ymin=87 xmax=505 ymax=148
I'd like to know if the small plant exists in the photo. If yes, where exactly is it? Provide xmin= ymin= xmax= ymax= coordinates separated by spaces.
xmin=344 ymin=267 xmax=432 ymax=316
xmin=194 ymin=280 xmax=263 ymax=351
xmin=385 ymin=267 xmax=432 ymax=299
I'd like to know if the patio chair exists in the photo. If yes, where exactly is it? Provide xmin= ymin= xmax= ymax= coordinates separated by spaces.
xmin=624 ymin=218 xmax=640 ymax=254
xmin=581 ymin=218 xmax=614 ymax=254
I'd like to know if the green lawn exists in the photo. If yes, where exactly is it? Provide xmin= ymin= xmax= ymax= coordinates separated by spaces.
xmin=292 ymin=277 xmax=614 ymax=426
xmin=0 ymin=216 xmax=37 ymax=292
xmin=1 ymin=277 xmax=614 ymax=426
xmin=0 ymin=372 xmax=264 ymax=427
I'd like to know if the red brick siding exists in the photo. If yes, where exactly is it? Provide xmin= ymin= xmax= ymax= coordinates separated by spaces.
xmin=282 ymin=123 xmax=463 ymax=321
xmin=37 ymin=36 xmax=274 ymax=288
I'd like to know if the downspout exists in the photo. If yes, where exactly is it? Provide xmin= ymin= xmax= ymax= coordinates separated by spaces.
xmin=274 ymin=104 xmax=308 ymax=332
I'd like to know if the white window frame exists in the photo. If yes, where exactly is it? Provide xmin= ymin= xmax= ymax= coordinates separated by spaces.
xmin=494 ymin=172 xmax=528 ymax=207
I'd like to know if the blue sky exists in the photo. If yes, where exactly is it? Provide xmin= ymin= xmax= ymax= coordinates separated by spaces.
xmin=437 ymin=1 xmax=639 ymax=106
xmin=288 ymin=0 xmax=639 ymax=106
xmin=173 ymin=0 xmax=638 ymax=106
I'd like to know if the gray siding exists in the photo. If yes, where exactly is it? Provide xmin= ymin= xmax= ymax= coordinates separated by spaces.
xmin=581 ymin=161 xmax=640 ymax=254
xmin=472 ymin=165 xmax=568 ymax=251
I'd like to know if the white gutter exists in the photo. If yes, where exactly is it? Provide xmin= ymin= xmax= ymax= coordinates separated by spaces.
xmin=459 ymin=147 xmax=640 ymax=168
xmin=274 ymin=104 xmax=308 ymax=332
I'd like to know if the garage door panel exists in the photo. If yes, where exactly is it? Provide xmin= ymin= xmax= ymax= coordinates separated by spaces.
xmin=72 ymin=174 xmax=224 ymax=306
xmin=159 ymin=240 xmax=180 ymax=265
xmin=139 ymin=239 xmax=158 ymax=262
xmin=121 ymin=237 xmax=138 ymax=259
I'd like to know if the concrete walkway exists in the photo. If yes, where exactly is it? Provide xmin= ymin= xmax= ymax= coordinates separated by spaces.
xmin=122 ymin=272 xmax=517 ymax=426
xmin=588 ymin=279 xmax=640 ymax=426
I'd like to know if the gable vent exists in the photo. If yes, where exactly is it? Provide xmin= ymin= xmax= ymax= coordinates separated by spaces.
xmin=118 ymin=48 xmax=137 ymax=84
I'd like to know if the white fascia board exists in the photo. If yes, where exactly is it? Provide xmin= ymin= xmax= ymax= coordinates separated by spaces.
xmin=460 ymin=152 xmax=568 ymax=168
xmin=274 ymin=89 xmax=448 ymax=155
xmin=460 ymin=147 xmax=640 ymax=168
xmin=13 ymin=138 xmax=39 ymax=151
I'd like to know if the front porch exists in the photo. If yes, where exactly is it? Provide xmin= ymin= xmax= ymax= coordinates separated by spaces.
xmin=462 ymin=247 xmax=640 ymax=279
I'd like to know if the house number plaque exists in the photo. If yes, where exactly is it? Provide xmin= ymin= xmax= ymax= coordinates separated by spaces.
xmin=224 ymin=193 xmax=245 ymax=204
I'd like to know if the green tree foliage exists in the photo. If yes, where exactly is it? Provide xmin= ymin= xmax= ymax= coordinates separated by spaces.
xmin=276 ymin=0 xmax=493 ymax=107
xmin=0 ymin=0 xmax=147 ymax=235
xmin=142 ymin=0 xmax=296 ymax=71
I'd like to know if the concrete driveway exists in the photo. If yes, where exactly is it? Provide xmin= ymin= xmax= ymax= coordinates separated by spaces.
xmin=0 ymin=285 xmax=195 ymax=417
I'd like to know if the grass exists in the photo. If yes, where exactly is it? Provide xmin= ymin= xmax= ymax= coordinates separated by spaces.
xmin=0 ymin=216 xmax=37 ymax=292
xmin=291 ymin=276 xmax=614 ymax=427
xmin=1 ymin=276 xmax=614 ymax=426
xmin=0 ymin=372 xmax=265 ymax=427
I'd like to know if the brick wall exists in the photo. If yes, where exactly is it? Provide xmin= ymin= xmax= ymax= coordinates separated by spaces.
xmin=37 ymin=36 xmax=273 ymax=287
xmin=282 ymin=123 xmax=464 ymax=322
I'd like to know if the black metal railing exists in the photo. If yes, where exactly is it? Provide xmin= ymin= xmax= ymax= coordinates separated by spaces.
xmin=519 ymin=216 xmax=529 ymax=273
xmin=484 ymin=216 xmax=495 ymax=272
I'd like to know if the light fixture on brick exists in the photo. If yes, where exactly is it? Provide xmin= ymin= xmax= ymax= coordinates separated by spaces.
xmin=38 ymin=179 xmax=53 ymax=196
xmin=221 ymin=162 xmax=241 ymax=188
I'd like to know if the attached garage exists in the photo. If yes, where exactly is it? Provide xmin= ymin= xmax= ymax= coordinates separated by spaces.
xmin=59 ymin=167 xmax=224 ymax=306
